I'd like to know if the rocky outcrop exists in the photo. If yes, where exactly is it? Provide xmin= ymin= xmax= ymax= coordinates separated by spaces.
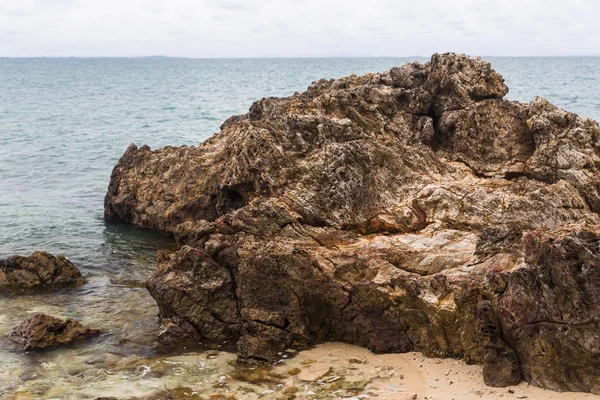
xmin=105 ymin=53 xmax=600 ymax=393
xmin=0 ymin=252 xmax=85 ymax=293
xmin=5 ymin=313 xmax=101 ymax=350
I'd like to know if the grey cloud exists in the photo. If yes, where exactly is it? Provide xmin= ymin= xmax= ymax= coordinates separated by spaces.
xmin=1 ymin=0 xmax=600 ymax=57
xmin=202 ymin=0 xmax=257 ymax=11
xmin=1 ymin=10 xmax=37 ymax=17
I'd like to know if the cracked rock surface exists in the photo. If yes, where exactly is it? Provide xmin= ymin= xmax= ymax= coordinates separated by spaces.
xmin=105 ymin=53 xmax=600 ymax=393
xmin=0 ymin=251 xmax=85 ymax=293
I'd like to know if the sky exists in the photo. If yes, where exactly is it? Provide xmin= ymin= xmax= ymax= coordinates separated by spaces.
xmin=1 ymin=0 xmax=599 ymax=58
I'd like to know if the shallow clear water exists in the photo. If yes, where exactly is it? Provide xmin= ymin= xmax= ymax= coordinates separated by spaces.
xmin=0 ymin=57 xmax=599 ymax=398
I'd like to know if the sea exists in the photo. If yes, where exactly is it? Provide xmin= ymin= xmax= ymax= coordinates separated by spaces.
xmin=0 ymin=57 xmax=599 ymax=398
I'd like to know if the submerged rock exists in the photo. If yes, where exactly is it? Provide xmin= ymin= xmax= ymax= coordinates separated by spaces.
xmin=5 ymin=313 xmax=101 ymax=350
xmin=105 ymin=53 xmax=600 ymax=394
xmin=0 ymin=251 xmax=85 ymax=293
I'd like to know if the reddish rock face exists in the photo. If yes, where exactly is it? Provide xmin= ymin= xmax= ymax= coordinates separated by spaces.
xmin=0 ymin=251 xmax=85 ymax=293
xmin=105 ymin=53 xmax=600 ymax=393
xmin=5 ymin=313 xmax=101 ymax=350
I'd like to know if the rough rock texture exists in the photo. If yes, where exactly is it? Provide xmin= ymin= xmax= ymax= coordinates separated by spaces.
xmin=105 ymin=53 xmax=600 ymax=393
xmin=5 ymin=313 xmax=101 ymax=350
xmin=0 ymin=252 xmax=85 ymax=293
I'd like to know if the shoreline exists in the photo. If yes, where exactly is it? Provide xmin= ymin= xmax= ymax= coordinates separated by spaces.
xmin=4 ymin=341 xmax=597 ymax=399
xmin=276 ymin=342 xmax=600 ymax=400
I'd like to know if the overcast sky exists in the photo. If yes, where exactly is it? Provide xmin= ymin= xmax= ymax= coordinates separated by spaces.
xmin=1 ymin=0 xmax=599 ymax=58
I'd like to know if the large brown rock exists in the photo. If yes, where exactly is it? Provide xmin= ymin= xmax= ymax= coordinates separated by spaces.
xmin=5 ymin=313 xmax=101 ymax=350
xmin=0 ymin=251 xmax=85 ymax=293
xmin=105 ymin=53 xmax=600 ymax=393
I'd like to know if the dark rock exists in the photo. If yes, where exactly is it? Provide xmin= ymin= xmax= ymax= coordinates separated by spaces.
xmin=5 ymin=313 xmax=101 ymax=350
xmin=477 ymin=300 xmax=522 ymax=387
xmin=106 ymin=53 xmax=600 ymax=394
xmin=0 ymin=251 xmax=85 ymax=293
xmin=157 ymin=317 xmax=201 ymax=345
xmin=146 ymin=246 xmax=241 ymax=342
xmin=500 ymin=229 xmax=600 ymax=392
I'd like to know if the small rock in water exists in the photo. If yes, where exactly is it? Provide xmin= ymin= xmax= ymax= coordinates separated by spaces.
xmin=5 ymin=313 xmax=101 ymax=350
xmin=0 ymin=251 xmax=85 ymax=293
xmin=85 ymin=352 xmax=122 ymax=368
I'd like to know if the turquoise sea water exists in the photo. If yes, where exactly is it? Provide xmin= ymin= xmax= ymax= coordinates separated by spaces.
xmin=0 ymin=57 xmax=599 ymax=397
xmin=1 ymin=57 xmax=600 ymax=264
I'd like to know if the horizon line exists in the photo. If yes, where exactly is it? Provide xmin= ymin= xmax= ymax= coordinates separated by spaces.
xmin=2 ymin=54 xmax=600 ymax=60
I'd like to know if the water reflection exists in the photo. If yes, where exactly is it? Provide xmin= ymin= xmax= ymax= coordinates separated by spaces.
xmin=98 ymin=221 xmax=177 ymax=281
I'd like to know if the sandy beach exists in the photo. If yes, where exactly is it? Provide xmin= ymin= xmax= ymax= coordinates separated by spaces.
xmin=272 ymin=342 xmax=600 ymax=400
